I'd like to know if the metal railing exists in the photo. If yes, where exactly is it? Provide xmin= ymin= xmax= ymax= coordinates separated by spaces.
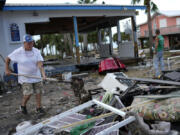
xmin=140 ymin=25 xmax=180 ymax=37
xmin=160 ymin=25 xmax=180 ymax=35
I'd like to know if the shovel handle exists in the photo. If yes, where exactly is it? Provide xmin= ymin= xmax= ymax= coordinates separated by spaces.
xmin=10 ymin=73 xmax=58 ymax=82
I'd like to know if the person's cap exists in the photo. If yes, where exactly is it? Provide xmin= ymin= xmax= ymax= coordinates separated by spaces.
xmin=23 ymin=34 xmax=33 ymax=42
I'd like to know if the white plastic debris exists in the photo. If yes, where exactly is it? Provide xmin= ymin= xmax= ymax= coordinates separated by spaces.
xmin=16 ymin=121 xmax=32 ymax=132
xmin=62 ymin=72 xmax=72 ymax=81
xmin=98 ymin=73 xmax=128 ymax=94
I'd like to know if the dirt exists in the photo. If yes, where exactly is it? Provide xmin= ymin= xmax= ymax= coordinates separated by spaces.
xmin=0 ymin=72 xmax=103 ymax=135
xmin=0 ymin=62 xmax=179 ymax=135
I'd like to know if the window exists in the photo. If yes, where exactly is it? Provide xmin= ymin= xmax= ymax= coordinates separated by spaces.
xmin=176 ymin=18 xmax=180 ymax=25
xmin=159 ymin=19 xmax=167 ymax=28
xmin=10 ymin=23 xmax=20 ymax=42
xmin=153 ymin=19 xmax=157 ymax=30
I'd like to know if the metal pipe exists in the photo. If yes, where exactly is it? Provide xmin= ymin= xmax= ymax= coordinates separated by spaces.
xmin=14 ymin=101 xmax=94 ymax=135
xmin=93 ymin=99 xmax=126 ymax=117
xmin=73 ymin=16 xmax=79 ymax=47
xmin=96 ymin=116 xmax=136 ymax=135
xmin=115 ymin=96 xmax=125 ymax=108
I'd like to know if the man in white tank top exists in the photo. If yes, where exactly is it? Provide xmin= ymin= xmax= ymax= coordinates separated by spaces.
xmin=5 ymin=34 xmax=46 ymax=115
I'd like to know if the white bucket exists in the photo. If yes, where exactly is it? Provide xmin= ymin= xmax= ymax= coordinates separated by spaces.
xmin=62 ymin=72 xmax=72 ymax=81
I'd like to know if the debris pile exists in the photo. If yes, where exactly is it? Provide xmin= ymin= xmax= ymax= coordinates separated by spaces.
xmin=12 ymin=69 xmax=180 ymax=135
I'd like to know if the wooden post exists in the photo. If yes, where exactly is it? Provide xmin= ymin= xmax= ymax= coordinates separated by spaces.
xmin=117 ymin=20 xmax=121 ymax=52
xmin=109 ymin=27 xmax=113 ymax=55
xmin=83 ymin=33 xmax=88 ymax=56
xmin=73 ymin=16 xmax=80 ymax=64
xmin=140 ymin=39 xmax=144 ymax=49
xmin=131 ymin=16 xmax=138 ymax=58
xmin=98 ymin=29 xmax=101 ymax=45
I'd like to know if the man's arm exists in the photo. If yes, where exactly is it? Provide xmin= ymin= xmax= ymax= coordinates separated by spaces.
xmin=5 ymin=57 xmax=12 ymax=75
xmin=37 ymin=61 xmax=46 ymax=80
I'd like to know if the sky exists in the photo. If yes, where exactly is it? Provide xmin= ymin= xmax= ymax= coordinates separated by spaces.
xmin=6 ymin=0 xmax=180 ymax=25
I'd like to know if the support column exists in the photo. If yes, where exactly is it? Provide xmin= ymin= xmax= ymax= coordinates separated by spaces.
xmin=131 ymin=16 xmax=138 ymax=58
xmin=97 ymin=29 xmax=102 ymax=53
xmin=73 ymin=16 xmax=80 ymax=63
xmin=140 ymin=39 xmax=144 ymax=49
xmin=109 ymin=27 xmax=113 ymax=55
xmin=83 ymin=34 xmax=88 ymax=55
xmin=117 ymin=20 xmax=121 ymax=52
xmin=98 ymin=29 xmax=101 ymax=45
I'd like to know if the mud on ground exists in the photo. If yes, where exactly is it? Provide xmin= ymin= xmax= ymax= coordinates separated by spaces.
xmin=0 ymin=72 xmax=103 ymax=135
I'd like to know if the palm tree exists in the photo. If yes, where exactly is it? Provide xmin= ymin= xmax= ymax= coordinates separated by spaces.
xmin=88 ymin=31 xmax=98 ymax=51
xmin=35 ymin=34 xmax=52 ymax=57
xmin=113 ymin=32 xmax=130 ymax=43
xmin=50 ymin=34 xmax=65 ymax=59
xmin=63 ymin=33 xmax=74 ymax=57
xmin=132 ymin=0 xmax=158 ymax=58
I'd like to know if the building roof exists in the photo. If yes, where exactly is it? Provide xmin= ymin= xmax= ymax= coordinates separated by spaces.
xmin=158 ymin=10 xmax=180 ymax=17
xmin=138 ymin=10 xmax=180 ymax=26
xmin=3 ymin=3 xmax=146 ymax=11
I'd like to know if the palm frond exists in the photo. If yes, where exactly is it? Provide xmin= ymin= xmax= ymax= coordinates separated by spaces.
xmin=151 ymin=2 xmax=158 ymax=13
xmin=144 ymin=0 xmax=149 ymax=6
xmin=131 ymin=0 xmax=141 ymax=5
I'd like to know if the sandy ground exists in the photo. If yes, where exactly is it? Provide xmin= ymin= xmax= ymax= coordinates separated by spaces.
xmin=0 ymin=61 xmax=179 ymax=135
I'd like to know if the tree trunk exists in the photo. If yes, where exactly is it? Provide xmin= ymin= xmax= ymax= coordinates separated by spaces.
xmin=147 ymin=0 xmax=154 ymax=58
xmin=64 ymin=34 xmax=74 ymax=57
xmin=46 ymin=45 xmax=48 ymax=56
xmin=60 ymin=50 xmax=63 ymax=60
xmin=83 ymin=34 xmax=88 ymax=54
xmin=93 ymin=42 xmax=97 ymax=52
xmin=81 ymin=42 xmax=83 ymax=53
xmin=63 ymin=34 xmax=68 ymax=56
xmin=40 ymin=35 xmax=44 ymax=57
xmin=49 ymin=45 xmax=52 ymax=56
xmin=67 ymin=33 xmax=74 ymax=57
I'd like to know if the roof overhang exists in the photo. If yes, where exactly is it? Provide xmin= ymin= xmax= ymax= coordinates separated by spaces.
xmin=26 ymin=16 xmax=129 ymax=34
xmin=2 ymin=4 xmax=146 ymax=35
xmin=3 ymin=4 xmax=146 ymax=11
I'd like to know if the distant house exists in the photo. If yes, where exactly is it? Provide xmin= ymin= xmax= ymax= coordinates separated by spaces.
xmin=138 ymin=11 xmax=180 ymax=50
